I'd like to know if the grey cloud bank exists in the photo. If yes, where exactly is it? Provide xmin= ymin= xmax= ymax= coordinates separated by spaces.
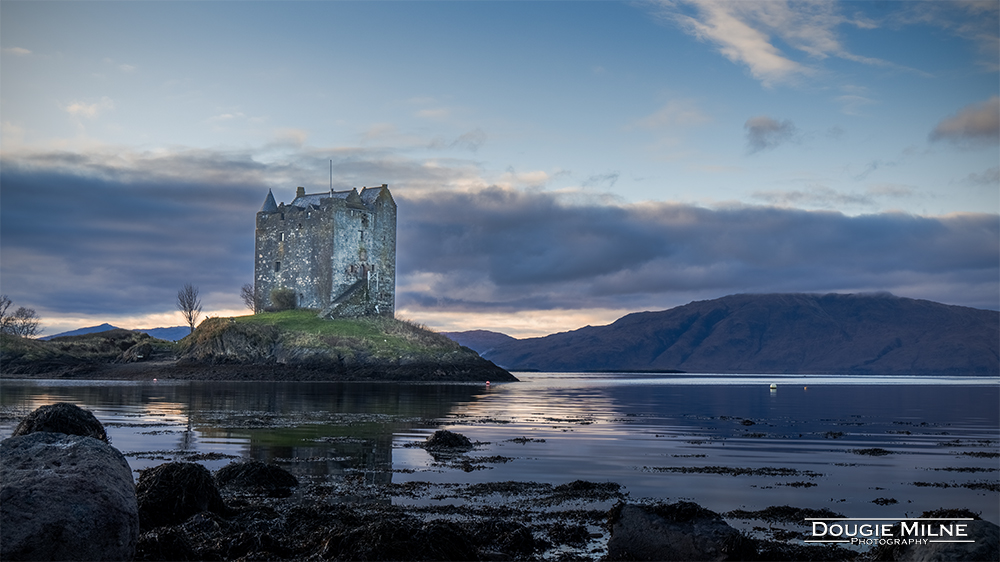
xmin=1 ymin=153 xmax=997 ymax=331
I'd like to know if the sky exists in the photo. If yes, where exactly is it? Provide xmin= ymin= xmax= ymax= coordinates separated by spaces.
xmin=1 ymin=0 xmax=998 ymax=338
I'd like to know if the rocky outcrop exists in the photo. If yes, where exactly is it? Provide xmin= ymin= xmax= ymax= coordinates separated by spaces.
xmin=0 ymin=432 xmax=139 ymax=561
xmin=176 ymin=316 xmax=517 ymax=382
xmin=607 ymin=502 xmax=751 ymax=561
xmin=136 ymin=462 xmax=229 ymax=531
xmin=11 ymin=401 xmax=109 ymax=442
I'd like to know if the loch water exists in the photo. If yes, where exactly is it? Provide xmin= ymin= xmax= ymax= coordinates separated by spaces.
xmin=1 ymin=373 xmax=997 ymax=524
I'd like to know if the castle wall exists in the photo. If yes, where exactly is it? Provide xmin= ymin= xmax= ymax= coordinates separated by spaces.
xmin=254 ymin=186 xmax=395 ymax=317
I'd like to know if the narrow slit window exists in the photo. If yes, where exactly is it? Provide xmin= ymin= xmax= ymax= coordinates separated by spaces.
xmin=274 ymin=261 xmax=281 ymax=272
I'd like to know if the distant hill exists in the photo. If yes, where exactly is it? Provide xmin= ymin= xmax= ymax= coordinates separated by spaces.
xmin=442 ymin=329 xmax=517 ymax=355
xmin=481 ymin=293 xmax=999 ymax=375
xmin=41 ymin=323 xmax=119 ymax=340
xmin=43 ymin=324 xmax=189 ymax=342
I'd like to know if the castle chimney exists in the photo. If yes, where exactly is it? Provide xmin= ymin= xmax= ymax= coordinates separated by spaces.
xmin=296 ymin=186 xmax=306 ymax=198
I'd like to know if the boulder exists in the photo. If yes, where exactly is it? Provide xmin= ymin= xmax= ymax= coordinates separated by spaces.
xmin=119 ymin=341 xmax=153 ymax=363
xmin=10 ymin=402 xmax=108 ymax=442
xmin=607 ymin=502 xmax=749 ymax=561
xmin=136 ymin=462 xmax=228 ymax=530
xmin=216 ymin=460 xmax=298 ymax=497
xmin=0 ymin=432 xmax=139 ymax=561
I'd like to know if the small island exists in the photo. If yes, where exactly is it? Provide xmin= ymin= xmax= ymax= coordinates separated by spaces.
xmin=0 ymin=310 xmax=515 ymax=382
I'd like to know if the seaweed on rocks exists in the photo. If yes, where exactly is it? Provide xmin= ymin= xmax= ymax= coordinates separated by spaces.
xmin=424 ymin=429 xmax=474 ymax=450
xmin=724 ymin=505 xmax=845 ymax=523
xmin=216 ymin=461 xmax=298 ymax=497
xmin=136 ymin=462 xmax=229 ymax=531
xmin=320 ymin=515 xmax=479 ymax=561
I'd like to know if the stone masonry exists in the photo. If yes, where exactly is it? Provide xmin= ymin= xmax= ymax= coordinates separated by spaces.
xmin=254 ymin=185 xmax=396 ymax=317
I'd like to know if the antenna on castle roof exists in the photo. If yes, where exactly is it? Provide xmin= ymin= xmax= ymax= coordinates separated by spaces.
xmin=330 ymin=159 xmax=333 ymax=192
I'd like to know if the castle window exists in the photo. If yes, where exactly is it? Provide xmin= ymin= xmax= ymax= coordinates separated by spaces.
xmin=280 ymin=232 xmax=285 ymax=242
xmin=275 ymin=261 xmax=281 ymax=272
xmin=280 ymin=213 xmax=285 ymax=221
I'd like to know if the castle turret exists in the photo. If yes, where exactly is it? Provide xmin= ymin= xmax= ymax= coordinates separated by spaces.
xmin=260 ymin=190 xmax=278 ymax=213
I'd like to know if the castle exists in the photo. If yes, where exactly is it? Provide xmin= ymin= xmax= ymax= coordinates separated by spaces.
xmin=254 ymin=184 xmax=396 ymax=317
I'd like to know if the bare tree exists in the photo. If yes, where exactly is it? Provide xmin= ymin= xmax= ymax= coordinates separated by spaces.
xmin=10 ymin=307 xmax=41 ymax=337
xmin=0 ymin=295 xmax=11 ymax=334
xmin=177 ymin=283 xmax=203 ymax=334
xmin=0 ymin=296 xmax=42 ymax=337
xmin=240 ymin=283 xmax=261 ymax=313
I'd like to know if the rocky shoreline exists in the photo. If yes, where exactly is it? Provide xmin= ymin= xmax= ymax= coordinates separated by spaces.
xmin=1 ymin=358 xmax=516 ymax=383
xmin=2 ymin=404 xmax=998 ymax=561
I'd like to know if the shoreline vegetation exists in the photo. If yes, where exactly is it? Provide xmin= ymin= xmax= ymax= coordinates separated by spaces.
xmin=0 ymin=310 xmax=516 ymax=382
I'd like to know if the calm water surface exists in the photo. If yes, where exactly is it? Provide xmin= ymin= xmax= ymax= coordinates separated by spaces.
xmin=2 ymin=373 xmax=997 ymax=524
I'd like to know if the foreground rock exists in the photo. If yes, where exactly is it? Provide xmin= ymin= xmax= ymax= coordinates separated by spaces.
xmin=136 ymin=462 xmax=229 ymax=530
xmin=0 ymin=432 xmax=139 ymax=561
xmin=10 ymin=401 xmax=109 ymax=442
xmin=607 ymin=502 xmax=750 ymax=561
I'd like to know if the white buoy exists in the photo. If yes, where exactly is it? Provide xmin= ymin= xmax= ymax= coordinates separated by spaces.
xmin=769 ymin=383 xmax=777 ymax=390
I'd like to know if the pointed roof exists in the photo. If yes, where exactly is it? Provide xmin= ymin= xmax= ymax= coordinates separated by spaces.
xmin=260 ymin=189 xmax=278 ymax=213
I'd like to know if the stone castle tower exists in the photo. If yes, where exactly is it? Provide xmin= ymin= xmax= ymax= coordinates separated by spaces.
xmin=254 ymin=184 xmax=396 ymax=317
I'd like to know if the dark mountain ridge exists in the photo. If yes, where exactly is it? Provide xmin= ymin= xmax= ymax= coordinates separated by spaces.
xmin=481 ymin=293 xmax=999 ymax=375
xmin=441 ymin=329 xmax=517 ymax=356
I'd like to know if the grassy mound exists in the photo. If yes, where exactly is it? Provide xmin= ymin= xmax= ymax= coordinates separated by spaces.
xmin=182 ymin=310 xmax=476 ymax=364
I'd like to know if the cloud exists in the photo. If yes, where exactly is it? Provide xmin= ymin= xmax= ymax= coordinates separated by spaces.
xmin=744 ymin=115 xmax=796 ymax=153
xmin=398 ymin=187 xmax=999 ymax=313
xmin=208 ymin=112 xmax=246 ymax=122
xmin=751 ymin=184 xmax=915 ymax=210
xmin=893 ymin=1 xmax=999 ymax=72
xmin=835 ymin=94 xmax=876 ymax=116
xmin=635 ymin=99 xmax=712 ymax=130
xmin=651 ymin=1 xmax=896 ymax=87
xmin=961 ymin=166 xmax=1000 ymax=186
xmin=450 ymin=129 xmax=487 ymax=152
xmin=664 ymin=1 xmax=805 ymax=86
xmin=929 ymin=96 xmax=1000 ymax=146
xmin=118 ymin=64 xmax=137 ymax=73
xmin=582 ymin=172 xmax=620 ymax=189
xmin=416 ymin=108 xmax=449 ymax=119
xmin=271 ymin=128 xmax=309 ymax=147
xmin=2 ymin=47 xmax=31 ymax=56
xmin=62 ymin=97 xmax=115 ymax=119
xmin=1 ymin=147 xmax=996 ymax=336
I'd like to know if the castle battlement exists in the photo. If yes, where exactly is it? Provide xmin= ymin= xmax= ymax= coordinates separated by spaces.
xmin=254 ymin=184 xmax=396 ymax=317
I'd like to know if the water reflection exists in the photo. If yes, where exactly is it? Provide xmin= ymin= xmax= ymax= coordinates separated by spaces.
xmin=0 ymin=380 xmax=486 ymax=483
